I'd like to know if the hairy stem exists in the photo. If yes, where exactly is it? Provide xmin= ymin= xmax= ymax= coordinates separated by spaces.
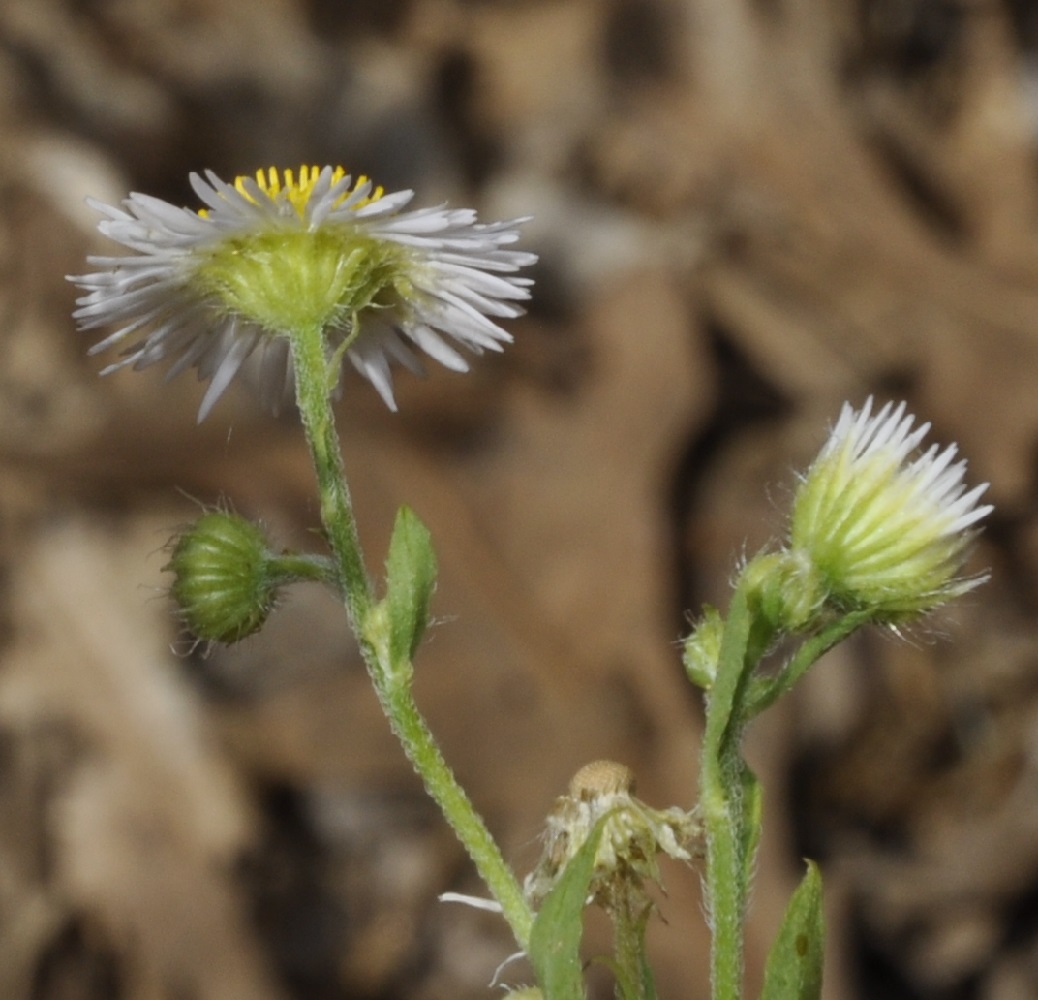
xmin=288 ymin=324 xmax=534 ymax=950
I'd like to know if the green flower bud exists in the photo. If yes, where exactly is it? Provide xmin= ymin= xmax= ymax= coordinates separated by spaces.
xmin=741 ymin=549 xmax=825 ymax=635
xmin=166 ymin=512 xmax=279 ymax=643
xmin=684 ymin=606 xmax=724 ymax=690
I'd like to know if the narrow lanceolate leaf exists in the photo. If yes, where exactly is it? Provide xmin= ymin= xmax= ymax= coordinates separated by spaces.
xmin=384 ymin=505 xmax=438 ymax=665
xmin=703 ymin=584 xmax=753 ymax=761
xmin=760 ymin=861 xmax=825 ymax=1000
xmin=528 ymin=816 xmax=608 ymax=1000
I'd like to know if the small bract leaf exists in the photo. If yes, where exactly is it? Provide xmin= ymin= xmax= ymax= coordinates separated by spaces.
xmin=703 ymin=585 xmax=753 ymax=760
xmin=760 ymin=861 xmax=825 ymax=1000
xmin=529 ymin=815 xmax=609 ymax=1000
xmin=385 ymin=505 xmax=438 ymax=665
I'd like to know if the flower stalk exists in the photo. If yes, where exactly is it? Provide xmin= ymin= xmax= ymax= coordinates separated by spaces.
xmin=287 ymin=317 xmax=534 ymax=951
xmin=698 ymin=585 xmax=759 ymax=1000
xmin=287 ymin=321 xmax=372 ymax=624
xmin=610 ymin=884 xmax=654 ymax=1000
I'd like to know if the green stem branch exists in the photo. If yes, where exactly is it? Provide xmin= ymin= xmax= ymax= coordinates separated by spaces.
xmin=611 ymin=885 xmax=654 ymax=1000
xmin=380 ymin=679 xmax=534 ymax=948
xmin=699 ymin=586 xmax=758 ymax=1000
xmin=288 ymin=324 xmax=372 ymax=626
xmin=268 ymin=552 xmax=339 ymax=587
xmin=701 ymin=755 xmax=755 ymax=1000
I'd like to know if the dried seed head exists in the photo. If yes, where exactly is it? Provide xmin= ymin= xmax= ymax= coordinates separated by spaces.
xmin=525 ymin=761 xmax=699 ymax=913
xmin=569 ymin=759 xmax=636 ymax=799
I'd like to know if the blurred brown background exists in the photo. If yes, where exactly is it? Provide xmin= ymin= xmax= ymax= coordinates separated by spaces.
xmin=0 ymin=0 xmax=1036 ymax=997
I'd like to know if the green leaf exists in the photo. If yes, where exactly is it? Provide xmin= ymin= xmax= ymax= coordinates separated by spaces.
xmin=528 ymin=817 xmax=607 ymax=1000
xmin=384 ymin=506 xmax=437 ymax=665
xmin=703 ymin=585 xmax=753 ymax=761
xmin=740 ymin=766 xmax=763 ymax=886
xmin=759 ymin=861 xmax=825 ymax=1000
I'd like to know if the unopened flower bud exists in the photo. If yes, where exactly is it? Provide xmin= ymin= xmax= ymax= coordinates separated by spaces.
xmin=684 ymin=606 xmax=724 ymax=690
xmin=167 ymin=511 xmax=279 ymax=643
xmin=741 ymin=549 xmax=825 ymax=634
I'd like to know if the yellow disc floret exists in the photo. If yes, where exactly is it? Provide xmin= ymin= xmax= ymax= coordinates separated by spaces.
xmin=200 ymin=165 xmax=384 ymax=219
xmin=246 ymin=165 xmax=384 ymax=215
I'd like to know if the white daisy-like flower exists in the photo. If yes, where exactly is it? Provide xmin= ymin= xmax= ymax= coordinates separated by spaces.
xmin=69 ymin=166 xmax=537 ymax=419
xmin=789 ymin=397 xmax=993 ymax=617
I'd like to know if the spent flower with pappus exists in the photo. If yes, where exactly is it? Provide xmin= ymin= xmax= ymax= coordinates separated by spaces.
xmin=524 ymin=760 xmax=699 ymax=913
xmin=788 ymin=397 xmax=993 ymax=620
xmin=69 ymin=166 xmax=536 ymax=419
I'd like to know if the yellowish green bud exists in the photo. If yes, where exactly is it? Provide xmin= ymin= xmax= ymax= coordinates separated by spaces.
xmin=790 ymin=399 xmax=992 ymax=619
xmin=740 ymin=549 xmax=825 ymax=634
xmin=683 ymin=606 xmax=724 ymax=690
xmin=166 ymin=511 xmax=279 ymax=643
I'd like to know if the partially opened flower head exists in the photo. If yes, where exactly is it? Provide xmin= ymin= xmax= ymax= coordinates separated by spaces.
xmin=69 ymin=166 xmax=536 ymax=419
xmin=790 ymin=398 xmax=993 ymax=618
